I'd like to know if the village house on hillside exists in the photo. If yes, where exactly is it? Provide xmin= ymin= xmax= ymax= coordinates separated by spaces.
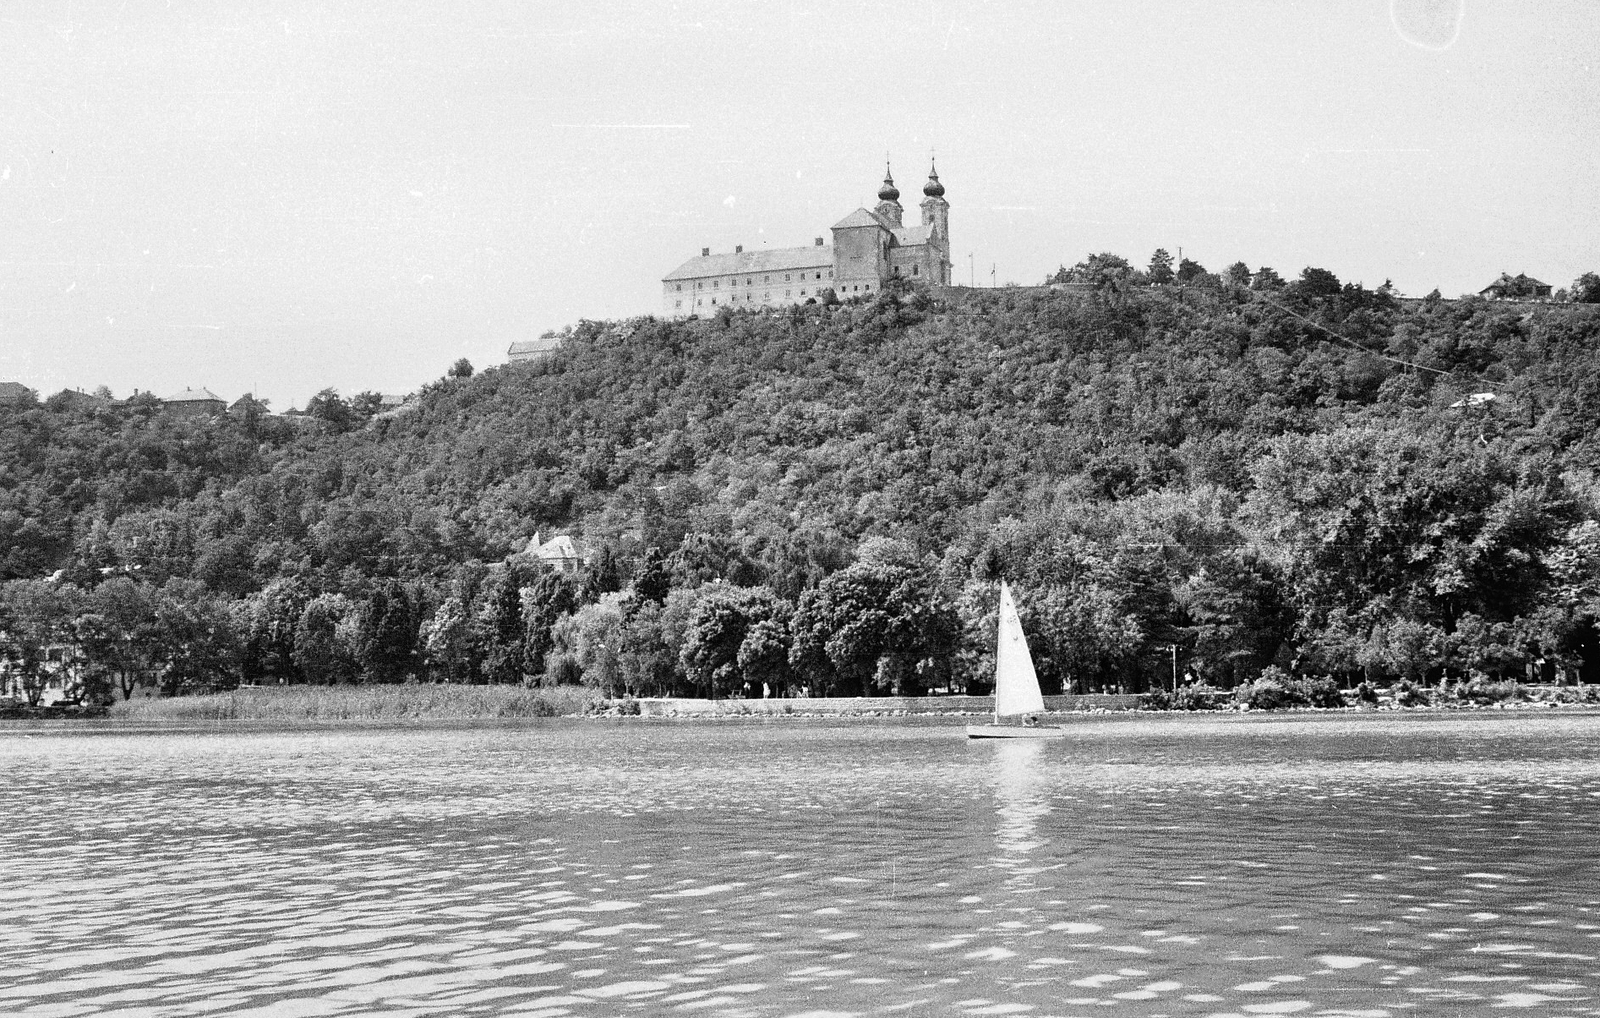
xmin=161 ymin=387 xmax=227 ymax=417
xmin=661 ymin=162 xmax=952 ymax=317
xmin=1480 ymin=273 xmax=1552 ymax=300
xmin=527 ymin=532 xmax=583 ymax=574
xmin=507 ymin=335 xmax=563 ymax=364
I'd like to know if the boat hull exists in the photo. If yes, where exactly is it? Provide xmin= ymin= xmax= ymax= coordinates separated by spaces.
xmin=966 ymin=724 xmax=1066 ymax=739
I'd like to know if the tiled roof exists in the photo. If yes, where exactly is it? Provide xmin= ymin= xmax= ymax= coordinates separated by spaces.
xmin=832 ymin=208 xmax=888 ymax=230
xmin=663 ymin=245 xmax=833 ymax=282
xmin=0 ymin=381 xmax=35 ymax=400
xmin=533 ymin=534 xmax=580 ymax=560
xmin=892 ymin=225 xmax=932 ymax=246
xmin=508 ymin=336 xmax=563 ymax=356
xmin=161 ymin=387 xmax=224 ymax=403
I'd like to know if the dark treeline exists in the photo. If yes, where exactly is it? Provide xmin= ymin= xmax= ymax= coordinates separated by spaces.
xmin=6 ymin=263 xmax=1600 ymax=705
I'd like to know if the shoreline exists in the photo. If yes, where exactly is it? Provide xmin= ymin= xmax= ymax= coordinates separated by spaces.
xmin=3 ymin=684 xmax=1598 ymax=725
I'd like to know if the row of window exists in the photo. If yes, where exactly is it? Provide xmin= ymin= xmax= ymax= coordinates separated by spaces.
xmin=673 ymin=270 xmax=832 ymax=293
xmin=671 ymin=282 xmax=876 ymax=310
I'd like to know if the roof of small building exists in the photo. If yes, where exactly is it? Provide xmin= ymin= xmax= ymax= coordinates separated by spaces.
xmin=1481 ymin=272 xmax=1550 ymax=292
xmin=891 ymin=224 xmax=933 ymax=246
xmin=531 ymin=534 xmax=581 ymax=560
xmin=162 ymin=387 xmax=225 ymax=404
xmin=832 ymin=208 xmax=888 ymax=230
xmin=663 ymin=245 xmax=833 ymax=282
xmin=507 ymin=336 xmax=564 ymax=356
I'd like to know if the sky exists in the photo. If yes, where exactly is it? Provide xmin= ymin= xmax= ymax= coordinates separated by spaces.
xmin=1 ymin=0 xmax=1596 ymax=409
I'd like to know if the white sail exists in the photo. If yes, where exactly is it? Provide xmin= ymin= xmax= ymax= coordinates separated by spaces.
xmin=994 ymin=581 xmax=1046 ymax=718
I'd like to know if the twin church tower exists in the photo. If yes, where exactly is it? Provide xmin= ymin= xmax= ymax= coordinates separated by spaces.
xmin=662 ymin=163 xmax=952 ymax=316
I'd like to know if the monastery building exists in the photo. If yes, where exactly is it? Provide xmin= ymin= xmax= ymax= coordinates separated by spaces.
xmin=662 ymin=163 xmax=951 ymax=316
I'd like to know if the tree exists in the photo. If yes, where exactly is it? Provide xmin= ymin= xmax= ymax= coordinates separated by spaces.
xmin=679 ymin=585 xmax=791 ymax=698
xmin=237 ymin=579 xmax=310 ymax=685
xmin=1294 ymin=266 xmax=1342 ymax=301
xmin=1251 ymin=266 xmax=1285 ymax=291
xmin=1148 ymin=248 xmax=1175 ymax=286
xmin=77 ymin=577 xmax=164 ymax=701
xmin=1572 ymin=272 xmax=1600 ymax=304
xmin=151 ymin=579 xmax=241 ymax=695
xmin=294 ymin=593 xmax=362 ymax=684
xmin=632 ymin=546 xmax=671 ymax=604
xmin=448 ymin=358 xmax=474 ymax=379
xmin=552 ymin=594 xmax=626 ymax=696
xmin=1223 ymin=261 xmax=1252 ymax=288
xmin=360 ymin=580 xmax=419 ymax=683
xmin=1054 ymin=252 xmax=1134 ymax=289
xmin=522 ymin=569 xmax=578 ymax=678
xmin=788 ymin=543 xmax=958 ymax=697
xmin=475 ymin=565 xmax=535 ymax=683
xmin=1176 ymin=257 xmax=1207 ymax=284
xmin=306 ymin=388 xmax=356 ymax=431
xmin=0 ymin=580 xmax=80 ymax=705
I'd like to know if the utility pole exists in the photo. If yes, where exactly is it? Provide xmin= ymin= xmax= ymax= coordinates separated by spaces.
xmin=991 ymin=263 xmax=996 ymax=288
xmin=969 ymin=253 xmax=974 ymax=287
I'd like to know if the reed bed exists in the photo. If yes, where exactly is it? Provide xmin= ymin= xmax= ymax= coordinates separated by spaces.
xmin=108 ymin=683 xmax=600 ymax=722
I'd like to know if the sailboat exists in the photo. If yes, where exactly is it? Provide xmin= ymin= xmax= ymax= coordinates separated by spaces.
xmin=966 ymin=580 xmax=1065 ymax=739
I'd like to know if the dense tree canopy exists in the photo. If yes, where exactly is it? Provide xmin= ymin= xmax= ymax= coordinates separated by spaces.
xmin=6 ymin=272 xmax=1600 ymax=701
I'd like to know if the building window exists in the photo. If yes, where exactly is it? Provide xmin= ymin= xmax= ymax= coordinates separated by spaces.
xmin=713 ymin=280 xmax=719 ymax=288
xmin=674 ymin=300 xmax=682 ymax=308
xmin=710 ymin=298 xmax=716 ymax=304
xmin=747 ymin=278 xmax=752 ymax=285
xmin=913 ymin=265 xmax=919 ymax=276
xmin=800 ymin=290 xmax=806 ymax=296
xmin=676 ymin=284 xmax=683 ymax=291
xmin=784 ymin=274 xmax=791 ymax=281
xmin=828 ymin=270 xmax=833 ymax=278
xmin=865 ymin=284 xmax=871 ymax=290
xmin=785 ymin=290 xmax=791 ymax=297
xmin=764 ymin=292 xmax=770 ymax=298
xmin=815 ymin=272 xmax=821 ymax=279
xmin=763 ymin=275 xmax=770 ymax=282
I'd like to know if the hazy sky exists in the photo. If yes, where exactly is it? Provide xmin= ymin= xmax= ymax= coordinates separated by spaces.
xmin=2 ymin=1 xmax=1596 ymax=408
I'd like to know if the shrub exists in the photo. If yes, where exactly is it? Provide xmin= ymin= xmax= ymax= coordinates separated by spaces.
xmin=1139 ymin=688 xmax=1174 ymax=711
xmin=1440 ymin=675 xmax=1522 ymax=706
xmin=545 ymin=654 xmax=583 ymax=687
xmin=1299 ymin=676 xmax=1346 ymax=708
xmin=1230 ymin=668 xmax=1347 ymax=710
xmin=1353 ymin=680 xmax=1380 ymax=705
xmin=1171 ymin=683 xmax=1228 ymax=711
xmin=1391 ymin=678 xmax=1430 ymax=707
xmin=1234 ymin=676 xmax=1295 ymax=711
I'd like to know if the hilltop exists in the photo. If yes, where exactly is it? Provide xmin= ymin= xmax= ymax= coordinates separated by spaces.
xmin=5 ymin=272 xmax=1600 ymax=702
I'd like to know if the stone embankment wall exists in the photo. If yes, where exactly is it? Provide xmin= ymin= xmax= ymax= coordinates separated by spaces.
xmin=628 ymin=694 xmax=1139 ymax=717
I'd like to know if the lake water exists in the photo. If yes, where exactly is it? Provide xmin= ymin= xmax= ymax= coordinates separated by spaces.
xmin=4 ymin=712 xmax=1600 ymax=1017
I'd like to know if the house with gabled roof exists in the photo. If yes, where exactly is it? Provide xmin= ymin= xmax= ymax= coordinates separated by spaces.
xmin=527 ymin=532 xmax=584 ymax=574
xmin=1479 ymin=273 xmax=1552 ymax=300
xmin=161 ymin=387 xmax=227 ymax=417
xmin=507 ymin=336 xmax=564 ymax=364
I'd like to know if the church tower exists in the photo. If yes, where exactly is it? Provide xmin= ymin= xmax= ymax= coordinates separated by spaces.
xmin=919 ymin=162 xmax=951 ymax=284
xmin=874 ymin=164 xmax=904 ymax=228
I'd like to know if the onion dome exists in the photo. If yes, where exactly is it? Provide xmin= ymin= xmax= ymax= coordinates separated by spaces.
xmin=923 ymin=162 xmax=945 ymax=198
xmin=877 ymin=164 xmax=900 ymax=202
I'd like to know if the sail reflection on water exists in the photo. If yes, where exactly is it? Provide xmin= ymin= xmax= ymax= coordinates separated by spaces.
xmin=990 ymin=740 xmax=1051 ymax=886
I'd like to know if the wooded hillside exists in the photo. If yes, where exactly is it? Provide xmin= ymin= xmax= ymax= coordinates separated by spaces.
xmin=6 ymin=270 xmax=1600 ymax=701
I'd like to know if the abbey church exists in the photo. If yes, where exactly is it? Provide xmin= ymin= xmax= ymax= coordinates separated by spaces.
xmin=662 ymin=164 xmax=951 ymax=316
